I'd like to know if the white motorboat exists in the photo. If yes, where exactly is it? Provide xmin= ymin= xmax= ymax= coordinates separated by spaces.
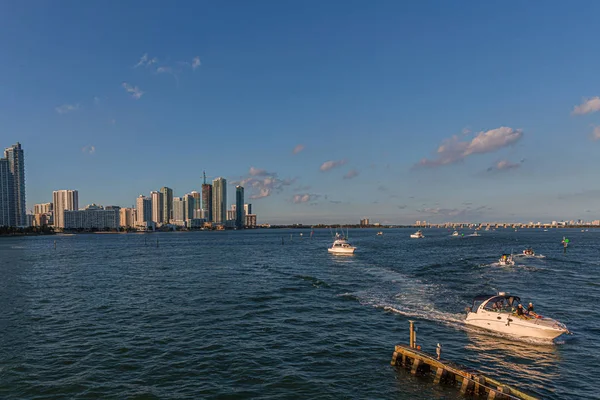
xmin=468 ymin=232 xmax=481 ymax=237
xmin=451 ymin=231 xmax=459 ymax=236
xmin=522 ymin=248 xmax=535 ymax=257
xmin=328 ymin=233 xmax=356 ymax=254
xmin=498 ymin=253 xmax=514 ymax=266
xmin=376 ymin=231 xmax=383 ymax=236
xmin=410 ymin=230 xmax=424 ymax=239
xmin=465 ymin=293 xmax=569 ymax=340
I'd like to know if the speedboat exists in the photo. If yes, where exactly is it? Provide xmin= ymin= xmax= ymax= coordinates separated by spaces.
xmin=522 ymin=248 xmax=535 ymax=256
xmin=376 ymin=231 xmax=383 ymax=236
xmin=328 ymin=233 xmax=356 ymax=254
xmin=451 ymin=231 xmax=459 ymax=236
xmin=465 ymin=293 xmax=569 ymax=340
xmin=468 ymin=232 xmax=481 ymax=237
xmin=498 ymin=254 xmax=514 ymax=266
xmin=410 ymin=230 xmax=424 ymax=239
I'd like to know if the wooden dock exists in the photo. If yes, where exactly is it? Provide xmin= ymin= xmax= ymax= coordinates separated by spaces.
xmin=391 ymin=322 xmax=539 ymax=400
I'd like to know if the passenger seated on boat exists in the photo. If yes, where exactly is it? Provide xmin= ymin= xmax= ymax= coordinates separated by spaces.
xmin=527 ymin=302 xmax=534 ymax=312
xmin=515 ymin=304 xmax=527 ymax=318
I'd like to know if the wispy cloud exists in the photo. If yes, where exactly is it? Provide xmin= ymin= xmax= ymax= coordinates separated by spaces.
xmin=320 ymin=159 xmax=346 ymax=172
xmin=122 ymin=82 xmax=144 ymax=99
xmin=417 ymin=205 xmax=487 ymax=219
xmin=134 ymin=53 xmax=158 ymax=68
xmin=292 ymin=193 xmax=320 ymax=204
xmin=55 ymin=104 xmax=79 ymax=114
xmin=292 ymin=144 xmax=305 ymax=154
xmin=397 ymin=205 xmax=407 ymax=209
xmin=235 ymin=167 xmax=295 ymax=199
xmin=343 ymin=169 xmax=359 ymax=179
xmin=572 ymin=97 xmax=600 ymax=115
xmin=192 ymin=56 xmax=201 ymax=70
xmin=591 ymin=126 xmax=600 ymax=141
xmin=486 ymin=159 xmax=524 ymax=172
xmin=82 ymin=145 xmax=96 ymax=154
xmin=156 ymin=66 xmax=172 ymax=74
xmin=415 ymin=126 xmax=523 ymax=168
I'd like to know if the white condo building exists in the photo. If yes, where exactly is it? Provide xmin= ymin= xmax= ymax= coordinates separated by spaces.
xmin=53 ymin=190 xmax=79 ymax=229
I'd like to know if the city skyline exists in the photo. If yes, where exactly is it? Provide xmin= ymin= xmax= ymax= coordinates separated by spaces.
xmin=3 ymin=3 xmax=600 ymax=223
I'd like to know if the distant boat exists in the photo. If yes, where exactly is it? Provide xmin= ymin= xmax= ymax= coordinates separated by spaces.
xmin=376 ymin=231 xmax=383 ymax=236
xmin=410 ymin=230 xmax=424 ymax=239
xmin=328 ymin=233 xmax=356 ymax=254
xmin=451 ymin=231 xmax=459 ymax=236
xmin=498 ymin=253 xmax=515 ymax=266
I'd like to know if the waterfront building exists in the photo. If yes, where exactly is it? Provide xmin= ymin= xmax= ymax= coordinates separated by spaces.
xmin=119 ymin=207 xmax=136 ymax=228
xmin=236 ymin=186 xmax=244 ymax=229
xmin=3 ymin=143 xmax=25 ymax=226
xmin=183 ymin=193 xmax=195 ymax=222
xmin=160 ymin=187 xmax=173 ymax=224
xmin=0 ymin=157 xmax=14 ymax=227
xmin=360 ymin=218 xmax=370 ymax=227
xmin=136 ymin=195 xmax=152 ymax=225
xmin=202 ymin=183 xmax=213 ymax=222
xmin=244 ymin=203 xmax=252 ymax=216
xmin=33 ymin=213 xmax=49 ymax=227
xmin=34 ymin=202 xmax=53 ymax=215
xmin=190 ymin=191 xmax=202 ymax=219
xmin=172 ymin=197 xmax=185 ymax=226
xmin=245 ymin=214 xmax=257 ymax=228
xmin=227 ymin=209 xmax=236 ymax=221
xmin=151 ymin=191 xmax=164 ymax=224
xmin=63 ymin=204 xmax=119 ymax=230
xmin=52 ymin=189 xmax=79 ymax=229
xmin=212 ymin=177 xmax=226 ymax=224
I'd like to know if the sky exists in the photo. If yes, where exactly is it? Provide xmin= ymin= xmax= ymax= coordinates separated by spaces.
xmin=2 ymin=1 xmax=600 ymax=224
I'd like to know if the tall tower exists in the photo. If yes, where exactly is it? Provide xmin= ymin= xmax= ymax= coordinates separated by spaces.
xmin=212 ymin=177 xmax=226 ymax=224
xmin=160 ymin=187 xmax=173 ymax=224
xmin=151 ymin=191 xmax=163 ymax=224
xmin=136 ymin=195 xmax=152 ymax=224
xmin=0 ymin=158 xmax=15 ymax=227
xmin=4 ymin=143 xmax=25 ymax=226
xmin=52 ymin=190 xmax=79 ymax=228
xmin=235 ymin=186 xmax=244 ymax=229
xmin=202 ymin=171 xmax=213 ymax=222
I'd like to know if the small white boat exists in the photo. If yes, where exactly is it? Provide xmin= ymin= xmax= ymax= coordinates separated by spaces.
xmin=468 ymin=232 xmax=481 ymax=237
xmin=522 ymin=248 xmax=535 ymax=257
xmin=498 ymin=253 xmax=514 ymax=266
xmin=465 ymin=293 xmax=569 ymax=340
xmin=410 ymin=230 xmax=424 ymax=239
xmin=328 ymin=233 xmax=356 ymax=254
xmin=451 ymin=231 xmax=459 ymax=236
xmin=376 ymin=231 xmax=383 ymax=236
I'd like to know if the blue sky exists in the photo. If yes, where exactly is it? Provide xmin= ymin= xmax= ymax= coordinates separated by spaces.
xmin=2 ymin=1 xmax=600 ymax=224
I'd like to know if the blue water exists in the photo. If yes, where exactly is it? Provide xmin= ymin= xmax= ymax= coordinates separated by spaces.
xmin=0 ymin=229 xmax=598 ymax=399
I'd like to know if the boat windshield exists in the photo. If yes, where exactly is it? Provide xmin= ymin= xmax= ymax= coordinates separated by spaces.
xmin=472 ymin=295 xmax=521 ymax=313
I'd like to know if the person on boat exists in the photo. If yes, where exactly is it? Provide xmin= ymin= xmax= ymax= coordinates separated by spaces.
xmin=515 ymin=304 xmax=526 ymax=317
xmin=527 ymin=302 xmax=534 ymax=312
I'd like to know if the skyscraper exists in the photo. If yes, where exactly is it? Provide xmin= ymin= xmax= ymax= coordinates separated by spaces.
xmin=136 ymin=195 xmax=152 ymax=225
xmin=4 ymin=143 xmax=25 ymax=226
xmin=236 ymin=186 xmax=244 ymax=229
xmin=212 ymin=177 xmax=226 ymax=224
xmin=244 ymin=204 xmax=252 ymax=217
xmin=0 ymin=158 xmax=14 ymax=227
xmin=190 ymin=191 xmax=202 ymax=219
xmin=202 ymin=171 xmax=213 ymax=222
xmin=172 ymin=197 xmax=185 ymax=224
xmin=151 ymin=191 xmax=163 ymax=224
xmin=52 ymin=190 xmax=79 ymax=228
xmin=183 ymin=193 xmax=195 ymax=222
xmin=160 ymin=187 xmax=173 ymax=224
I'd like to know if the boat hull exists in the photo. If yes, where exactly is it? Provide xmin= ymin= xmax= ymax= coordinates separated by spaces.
xmin=328 ymin=247 xmax=355 ymax=254
xmin=465 ymin=312 xmax=567 ymax=340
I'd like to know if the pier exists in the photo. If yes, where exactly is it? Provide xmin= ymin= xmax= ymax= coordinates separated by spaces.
xmin=391 ymin=321 xmax=538 ymax=400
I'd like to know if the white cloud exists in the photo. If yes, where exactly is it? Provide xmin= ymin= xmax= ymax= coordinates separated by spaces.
xmin=343 ymin=169 xmax=359 ymax=179
xmin=235 ymin=167 xmax=295 ymax=199
xmin=415 ymin=126 xmax=523 ymax=168
xmin=122 ymin=82 xmax=144 ymax=99
xmin=591 ymin=126 xmax=600 ymax=141
xmin=320 ymin=159 xmax=347 ymax=172
xmin=487 ymin=159 xmax=523 ymax=172
xmin=572 ymin=97 xmax=600 ymax=115
xmin=156 ymin=66 xmax=172 ymax=74
xmin=292 ymin=193 xmax=320 ymax=204
xmin=134 ymin=53 xmax=158 ymax=68
xmin=292 ymin=144 xmax=305 ymax=154
xmin=82 ymin=145 xmax=96 ymax=154
xmin=192 ymin=56 xmax=201 ymax=70
xmin=55 ymin=104 xmax=80 ymax=114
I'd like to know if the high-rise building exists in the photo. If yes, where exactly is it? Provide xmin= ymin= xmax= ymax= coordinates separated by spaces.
xmin=151 ymin=191 xmax=164 ymax=224
xmin=227 ymin=209 xmax=236 ymax=221
xmin=34 ymin=203 xmax=53 ymax=214
xmin=120 ymin=207 xmax=136 ymax=228
xmin=202 ymin=183 xmax=213 ymax=222
xmin=190 ymin=191 xmax=202 ymax=219
xmin=4 ymin=143 xmax=25 ymax=226
xmin=172 ymin=197 xmax=185 ymax=225
xmin=244 ymin=204 xmax=252 ymax=216
xmin=183 ymin=193 xmax=195 ymax=222
xmin=0 ymin=157 xmax=14 ymax=227
xmin=160 ymin=187 xmax=173 ymax=224
xmin=212 ymin=177 xmax=226 ymax=224
xmin=136 ymin=195 xmax=152 ymax=225
xmin=52 ymin=190 xmax=79 ymax=229
xmin=236 ymin=186 xmax=244 ymax=229
xmin=245 ymin=214 xmax=257 ymax=228
xmin=63 ymin=204 xmax=120 ymax=230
